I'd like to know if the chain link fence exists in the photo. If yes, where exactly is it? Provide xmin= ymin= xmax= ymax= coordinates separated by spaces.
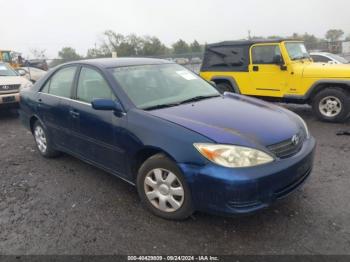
xmin=305 ymin=40 xmax=350 ymax=54
xmin=45 ymin=40 xmax=350 ymax=72
xmin=46 ymin=52 xmax=204 ymax=73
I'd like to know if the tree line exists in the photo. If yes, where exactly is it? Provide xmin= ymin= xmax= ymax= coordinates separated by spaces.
xmin=38 ymin=28 xmax=349 ymax=66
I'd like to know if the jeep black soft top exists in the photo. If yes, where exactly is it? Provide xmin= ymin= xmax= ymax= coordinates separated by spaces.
xmin=201 ymin=39 xmax=293 ymax=72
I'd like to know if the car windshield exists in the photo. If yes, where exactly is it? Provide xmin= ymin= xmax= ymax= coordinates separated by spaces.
xmin=0 ymin=63 xmax=18 ymax=76
xmin=327 ymin=53 xmax=349 ymax=64
xmin=111 ymin=64 xmax=220 ymax=110
xmin=285 ymin=42 xmax=311 ymax=61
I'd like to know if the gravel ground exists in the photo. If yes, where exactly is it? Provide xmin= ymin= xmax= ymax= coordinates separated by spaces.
xmin=0 ymin=105 xmax=349 ymax=255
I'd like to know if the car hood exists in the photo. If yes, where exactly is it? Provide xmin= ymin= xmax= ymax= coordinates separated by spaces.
xmin=147 ymin=94 xmax=301 ymax=148
xmin=303 ymin=62 xmax=350 ymax=78
xmin=0 ymin=76 xmax=30 ymax=85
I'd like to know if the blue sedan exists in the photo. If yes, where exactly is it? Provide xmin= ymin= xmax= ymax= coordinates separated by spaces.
xmin=19 ymin=58 xmax=316 ymax=220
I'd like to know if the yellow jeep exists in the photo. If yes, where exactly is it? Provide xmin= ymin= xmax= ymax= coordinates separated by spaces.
xmin=200 ymin=40 xmax=350 ymax=122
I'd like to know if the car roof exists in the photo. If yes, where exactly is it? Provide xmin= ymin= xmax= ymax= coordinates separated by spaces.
xmin=65 ymin=57 xmax=174 ymax=69
xmin=310 ymin=52 xmax=331 ymax=55
xmin=206 ymin=39 xmax=301 ymax=48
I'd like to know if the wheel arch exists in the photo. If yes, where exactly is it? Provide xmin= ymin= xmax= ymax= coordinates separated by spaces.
xmin=129 ymin=146 xmax=178 ymax=182
xmin=307 ymin=80 xmax=350 ymax=100
xmin=210 ymin=76 xmax=241 ymax=94
xmin=29 ymin=115 xmax=40 ymax=133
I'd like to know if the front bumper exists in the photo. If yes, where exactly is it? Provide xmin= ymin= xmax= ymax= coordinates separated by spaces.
xmin=179 ymin=137 xmax=316 ymax=215
xmin=0 ymin=92 xmax=20 ymax=107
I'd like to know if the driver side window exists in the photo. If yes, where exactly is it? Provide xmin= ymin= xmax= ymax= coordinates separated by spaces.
xmin=252 ymin=45 xmax=281 ymax=64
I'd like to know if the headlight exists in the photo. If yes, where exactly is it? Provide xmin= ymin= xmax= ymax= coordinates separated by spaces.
xmin=194 ymin=143 xmax=274 ymax=168
xmin=20 ymin=81 xmax=33 ymax=90
xmin=295 ymin=114 xmax=310 ymax=139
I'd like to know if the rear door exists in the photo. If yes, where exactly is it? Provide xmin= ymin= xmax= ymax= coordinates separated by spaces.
xmin=37 ymin=66 xmax=78 ymax=150
xmin=69 ymin=66 xmax=127 ymax=175
xmin=249 ymin=44 xmax=289 ymax=97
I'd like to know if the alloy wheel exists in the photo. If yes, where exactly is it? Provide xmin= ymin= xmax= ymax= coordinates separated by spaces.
xmin=34 ymin=125 xmax=47 ymax=153
xmin=319 ymin=96 xmax=342 ymax=117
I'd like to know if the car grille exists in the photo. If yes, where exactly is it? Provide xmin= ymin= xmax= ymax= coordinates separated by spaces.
xmin=267 ymin=132 xmax=304 ymax=159
xmin=0 ymin=84 xmax=20 ymax=92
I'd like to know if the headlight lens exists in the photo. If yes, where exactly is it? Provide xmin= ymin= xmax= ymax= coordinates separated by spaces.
xmin=20 ymin=81 xmax=33 ymax=90
xmin=194 ymin=143 xmax=274 ymax=168
xmin=295 ymin=114 xmax=310 ymax=139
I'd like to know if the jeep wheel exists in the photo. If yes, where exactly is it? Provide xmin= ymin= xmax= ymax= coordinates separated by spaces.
xmin=312 ymin=88 xmax=350 ymax=122
xmin=216 ymin=82 xmax=234 ymax=94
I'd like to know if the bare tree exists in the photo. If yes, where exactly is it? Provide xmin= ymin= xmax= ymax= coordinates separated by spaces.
xmin=30 ymin=48 xmax=47 ymax=59
xmin=325 ymin=29 xmax=344 ymax=42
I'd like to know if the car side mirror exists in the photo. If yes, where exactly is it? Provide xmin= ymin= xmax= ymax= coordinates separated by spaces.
xmin=91 ymin=99 xmax=124 ymax=115
xmin=17 ymin=69 xmax=27 ymax=76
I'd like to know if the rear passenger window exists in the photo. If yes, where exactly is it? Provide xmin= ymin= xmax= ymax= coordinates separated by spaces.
xmin=48 ymin=66 xmax=77 ymax=98
xmin=252 ymin=45 xmax=281 ymax=64
xmin=77 ymin=67 xmax=115 ymax=103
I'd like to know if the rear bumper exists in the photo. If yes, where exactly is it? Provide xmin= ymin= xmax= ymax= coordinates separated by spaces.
xmin=180 ymin=137 xmax=316 ymax=215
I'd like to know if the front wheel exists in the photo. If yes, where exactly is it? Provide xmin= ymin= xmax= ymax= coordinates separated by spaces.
xmin=136 ymin=153 xmax=193 ymax=220
xmin=312 ymin=88 xmax=350 ymax=122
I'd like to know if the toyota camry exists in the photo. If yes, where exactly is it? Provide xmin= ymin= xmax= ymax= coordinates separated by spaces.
xmin=19 ymin=58 xmax=316 ymax=220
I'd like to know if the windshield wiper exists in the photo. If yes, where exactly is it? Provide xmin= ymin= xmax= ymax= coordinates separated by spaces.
xmin=178 ymin=94 xmax=221 ymax=105
xmin=143 ymin=102 xmax=181 ymax=111
xmin=292 ymin=55 xmax=311 ymax=61
xmin=143 ymin=95 xmax=220 ymax=110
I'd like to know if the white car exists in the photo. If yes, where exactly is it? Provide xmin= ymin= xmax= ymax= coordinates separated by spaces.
xmin=310 ymin=52 xmax=349 ymax=64
xmin=16 ymin=67 xmax=47 ymax=83
xmin=0 ymin=63 xmax=32 ymax=108
xmin=174 ymin=58 xmax=189 ymax=65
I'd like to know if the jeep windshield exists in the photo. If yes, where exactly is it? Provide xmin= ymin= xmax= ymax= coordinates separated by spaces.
xmin=0 ymin=63 xmax=18 ymax=76
xmin=111 ymin=64 xmax=220 ymax=110
xmin=285 ymin=42 xmax=311 ymax=61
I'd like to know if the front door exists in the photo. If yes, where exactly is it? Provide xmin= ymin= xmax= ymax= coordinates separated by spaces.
xmin=249 ymin=44 xmax=289 ymax=97
xmin=69 ymin=66 xmax=127 ymax=175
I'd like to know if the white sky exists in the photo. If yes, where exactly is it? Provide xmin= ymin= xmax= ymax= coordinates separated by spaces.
xmin=1 ymin=0 xmax=350 ymax=58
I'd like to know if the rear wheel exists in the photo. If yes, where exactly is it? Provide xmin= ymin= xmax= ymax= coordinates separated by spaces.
xmin=216 ymin=82 xmax=234 ymax=94
xmin=312 ymin=88 xmax=350 ymax=122
xmin=33 ymin=121 xmax=60 ymax=158
xmin=136 ymin=153 xmax=193 ymax=220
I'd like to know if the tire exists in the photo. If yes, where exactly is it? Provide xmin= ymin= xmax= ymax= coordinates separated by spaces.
xmin=312 ymin=88 xmax=350 ymax=123
xmin=33 ymin=121 xmax=60 ymax=158
xmin=136 ymin=153 xmax=193 ymax=220
xmin=216 ymin=82 xmax=234 ymax=94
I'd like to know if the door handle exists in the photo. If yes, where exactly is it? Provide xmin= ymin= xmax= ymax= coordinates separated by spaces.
xmin=69 ymin=109 xmax=80 ymax=118
xmin=253 ymin=66 xmax=259 ymax=72
xmin=38 ymin=98 xmax=42 ymax=102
